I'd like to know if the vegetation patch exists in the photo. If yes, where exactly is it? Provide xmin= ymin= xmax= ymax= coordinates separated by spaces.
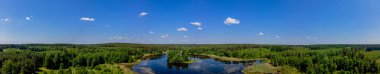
xmin=242 ymin=63 xmax=301 ymax=74
xmin=167 ymin=50 xmax=193 ymax=63
xmin=243 ymin=63 xmax=279 ymax=74
xmin=37 ymin=64 xmax=123 ymax=74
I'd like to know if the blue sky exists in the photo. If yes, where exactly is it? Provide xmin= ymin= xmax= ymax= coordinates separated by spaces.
xmin=1 ymin=0 xmax=380 ymax=44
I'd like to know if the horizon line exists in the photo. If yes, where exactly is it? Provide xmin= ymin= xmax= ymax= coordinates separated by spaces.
xmin=1 ymin=42 xmax=380 ymax=46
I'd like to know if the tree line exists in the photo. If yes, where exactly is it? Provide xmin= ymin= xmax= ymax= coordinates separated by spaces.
xmin=0 ymin=44 xmax=379 ymax=74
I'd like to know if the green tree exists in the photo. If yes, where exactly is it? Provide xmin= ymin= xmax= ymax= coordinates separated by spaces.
xmin=1 ymin=60 xmax=17 ymax=74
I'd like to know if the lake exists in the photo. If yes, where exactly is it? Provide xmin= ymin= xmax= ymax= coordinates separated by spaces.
xmin=132 ymin=54 xmax=262 ymax=74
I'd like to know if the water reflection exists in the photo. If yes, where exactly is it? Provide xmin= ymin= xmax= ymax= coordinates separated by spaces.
xmin=167 ymin=63 xmax=189 ymax=70
xmin=133 ymin=54 xmax=262 ymax=74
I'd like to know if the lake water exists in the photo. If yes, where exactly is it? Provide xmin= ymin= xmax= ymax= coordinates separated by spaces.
xmin=132 ymin=54 xmax=261 ymax=74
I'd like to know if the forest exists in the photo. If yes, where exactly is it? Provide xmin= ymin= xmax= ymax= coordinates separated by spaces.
xmin=0 ymin=43 xmax=379 ymax=74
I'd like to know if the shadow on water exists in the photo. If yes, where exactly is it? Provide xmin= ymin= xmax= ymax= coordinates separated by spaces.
xmin=132 ymin=54 xmax=263 ymax=74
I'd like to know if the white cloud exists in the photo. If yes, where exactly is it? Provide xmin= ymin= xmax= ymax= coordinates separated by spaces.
xmin=258 ymin=32 xmax=264 ymax=36
xmin=139 ymin=12 xmax=148 ymax=17
xmin=1 ymin=18 xmax=10 ymax=22
xmin=149 ymin=31 xmax=154 ymax=34
xmin=25 ymin=16 xmax=31 ymax=21
xmin=80 ymin=17 xmax=95 ymax=22
xmin=197 ymin=27 xmax=203 ymax=30
xmin=224 ymin=66 xmax=240 ymax=73
xmin=306 ymin=36 xmax=319 ymax=39
xmin=190 ymin=22 xmax=202 ymax=26
xmin=184 ymin=35 xmax=188 ymax=38
xmin=109 ymin=36 xmax=123 ymax=40
xmin=161 ymin=34 xmax=169 ymax=38
xmin=177 ymin=27 xmax=188 ymax=32
xmin=140 ymin=67 xmax=155 ymax=74
xmin=275 ymin=36 xmax=280 ymax=39
xmin=224 ymin=17 xmax=240 ymax=25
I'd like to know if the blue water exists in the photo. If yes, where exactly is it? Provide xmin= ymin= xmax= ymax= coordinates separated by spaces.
xmin=132 ymin=54 xmax=259 ymax=74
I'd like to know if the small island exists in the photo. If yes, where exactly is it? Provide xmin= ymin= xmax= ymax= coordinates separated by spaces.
xmin=167 ymin=50 xmax=196 ymax=64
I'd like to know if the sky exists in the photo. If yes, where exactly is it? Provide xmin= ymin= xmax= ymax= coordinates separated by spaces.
xmin=1 ymin=0 xmax=380 ymax=44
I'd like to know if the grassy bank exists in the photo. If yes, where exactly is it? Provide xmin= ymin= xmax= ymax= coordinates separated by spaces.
xmin=242 ymin=63 xmax=301 ymax=74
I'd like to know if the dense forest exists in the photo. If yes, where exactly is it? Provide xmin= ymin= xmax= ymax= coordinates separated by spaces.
xmin=0 ymin=43 xmax=379 ymax=74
